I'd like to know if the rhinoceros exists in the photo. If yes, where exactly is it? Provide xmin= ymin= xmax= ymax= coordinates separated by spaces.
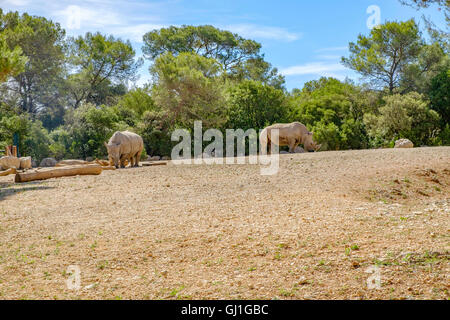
xmin=104 ymin=131 xmax=144 ymax=168
xmin=260 ymin=122 xmax=321 ymax=154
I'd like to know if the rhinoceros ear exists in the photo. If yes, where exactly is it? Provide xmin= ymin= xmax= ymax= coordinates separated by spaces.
xmin=104 ymin=142 xmax=109 ymax=148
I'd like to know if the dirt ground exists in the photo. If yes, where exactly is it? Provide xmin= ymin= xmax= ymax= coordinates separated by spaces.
xmin=0 ymin=147 xmax=449 ymax=300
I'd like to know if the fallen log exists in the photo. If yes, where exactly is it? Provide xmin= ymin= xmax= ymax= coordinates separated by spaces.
xmin=56 ymin=159 xmax=112 ymax=167
xmin=0 ymin=167 xmax=16 ymax=176
xmin=55 ymin=159 xmax=89 ymax=167
xmin=100 ymin=165 xmax=116 ymax=170
xmin=141 ymin=161 xmax=168 ymax=167
xmin=15 ymin=164 xmax=103 ymax=183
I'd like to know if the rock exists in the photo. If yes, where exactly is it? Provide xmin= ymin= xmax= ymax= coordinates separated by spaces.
xmin=148 ymin=156 xmax=161 ymax=161
xmin=19 ymin=156 xmax=32 ymax=170
xmin=161 ymin=156 xmax=171 ymax=161
xmin=294 ymin=146 xmax=306 ymax=153
xmin=39 ymin=157 xmax=57 ymax=167
xmin=31 ymin=160 xmax=37 ymax=168
xmin=85 ymin=157 xmax=94 ymax=162
xmin=395 ymin=139 xmax=414 ymax=149
xmin=0 ymin=156 xmax=20 ymax=170
xmin=280 ymin=151 xmax=289 ymax=154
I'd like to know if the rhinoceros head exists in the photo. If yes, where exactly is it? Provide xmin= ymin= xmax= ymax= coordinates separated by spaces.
xmin=304 ymin=132 xmax=321 ymax=152
xmin=104 ymin=142 xmax=121 ymax=168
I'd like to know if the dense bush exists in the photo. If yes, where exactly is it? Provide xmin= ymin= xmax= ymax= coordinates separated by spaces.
xmin=226 ymin=80 xmax=289 ymax=130
xmin=65 ymin=104 xmax=119 ymax=160
xmin=364 ymin=92 xmax=440 ymax=146
xmin=288 ymin=78 xmax=369 ymax=151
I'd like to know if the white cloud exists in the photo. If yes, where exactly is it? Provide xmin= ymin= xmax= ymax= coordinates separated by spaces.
xmin=53 ymin=5 xmax=123 ymax=30
xmin=1 ymin=0 xmax=30 ymax=6
xmin=280 ymin=62 xmax=347 ymax=76
xmin=223 ymin=24 xmax=301 ymax=42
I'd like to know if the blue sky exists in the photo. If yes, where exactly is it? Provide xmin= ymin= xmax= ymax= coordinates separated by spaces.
xmin=0 ymin=0 xmax=447 ymax=90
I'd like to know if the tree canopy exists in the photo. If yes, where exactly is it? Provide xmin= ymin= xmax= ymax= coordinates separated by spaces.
xmin=0 ymin=9 xmax=448 ymax=162
xmin=342 ymin=19 xmax=423 ymax=92
xmin=67 ymin=32 xmax=143 ymax=108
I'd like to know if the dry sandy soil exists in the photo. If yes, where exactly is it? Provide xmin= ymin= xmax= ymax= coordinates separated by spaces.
xmin=0 ymin=147 xmax=449 ymax=300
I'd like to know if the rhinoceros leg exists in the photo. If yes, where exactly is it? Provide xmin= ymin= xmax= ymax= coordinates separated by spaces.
xmin=288 ymin=139 xmax=297 ymax=153
xmin=120 ymin=154 xmax=129 ymax=168
xmin=135 ymin=151 xmax=141 ymax=167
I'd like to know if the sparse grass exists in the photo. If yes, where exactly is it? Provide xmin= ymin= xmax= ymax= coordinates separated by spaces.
xmin=0 ymin=147 xmax=448 ymax=299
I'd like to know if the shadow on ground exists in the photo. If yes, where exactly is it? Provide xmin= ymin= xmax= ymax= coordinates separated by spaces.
xmin=0 ymin=181 xmax=55 ymax=201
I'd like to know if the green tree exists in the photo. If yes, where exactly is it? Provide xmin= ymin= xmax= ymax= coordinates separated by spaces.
xmin=231 ymin=57 xmax=285 ymax=89
xmin=342 ymin=19 xmax=423 ymax=92
xmin=151 ymin=52 xmax=226 ymax=128
xmin=364 ymin=92 xmax=440 ymax=145
xmin=23 ymin=120 xmax=52 ymax=161
xmin=143 ymin=25 xmax=260 ymax=71
xmin=226 ymin=80 xmax=288 ymax=130
xmin=136 ymin=110 xmax=173 ymax=157
xmin=65 ymin=103 xmax=119 ymax=159
xmin=289 ymin=77 xmax=369 ymax=150
xmin=0 ymin=34 xmax=27 ymax=82
xmin=0 ymin=111 xmax=30 ymax=153
xmin=428 ymin=68 xmax=450 ymax=125
xmin=401 ymin=42 xmax=449 ymax=93
xmin=0 ymin=10 xmax=66 ymax=113
xmin=143 ymin=25 xmax=284 ymax=87
xmin=67 ymin=32 xmax=142 ymax=108
xmin=115 ymin=87 xmax=156 ymax=117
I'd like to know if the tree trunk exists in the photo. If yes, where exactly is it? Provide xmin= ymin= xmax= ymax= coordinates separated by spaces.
xmin=15 ymin=164 xmax=103 ymax=183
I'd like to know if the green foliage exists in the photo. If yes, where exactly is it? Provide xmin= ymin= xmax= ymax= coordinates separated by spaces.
xmin=226 ymin=80 xmax=288 ymax=130
xmin=401 ymin=42 xmax=449 ymax=93
xmin=0 ymin=9 xmax=66 ymax=113
xmin=38 ymin=105 xmax=66 ymax=131
xmin=66 ymin=103 xmax=119 ymax=159
xmin=288 ymin=77 xmax=368 ymax=150
xmin=151 ymin=52 xmax=226 ymax=128
xmin=0 ymin=33 xmax=27 ymax=82
xmin=0 ymin=110 xmax=30 ymax=152
xmin=428 ymin=69 xmax=450 ymax=125
xmin=23 ymin=120 xmax=51 ymax=162
xmin=364 ymin=92 xmax=440 ymax=146
xmin=143 ymin=25 xmax=261 ymax=71
xmin=436 ymin=124 xmax=450 ymax=145
xmin=342 ymin=19 xmax=423 ymax=92
xmin=142 ymin=25 xmax=284 ymax=87
xmin=116 ymin=87 xmax=156 ymax=116
xmin=49 ymin=127 xmax=72 ymax=160
xmin=67 ymin=32 xmax=142 ymax=108
xmin=1 ymin=8 xmax=448 ymax=163
xmin=136 ymin=110 xmax=173 ymax=157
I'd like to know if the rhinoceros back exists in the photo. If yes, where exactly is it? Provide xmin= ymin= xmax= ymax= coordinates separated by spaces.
xmin=266 ymin=122 xmax=310 ymax=142
xmin=108 ymin=131 xmax=143 ymax=156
